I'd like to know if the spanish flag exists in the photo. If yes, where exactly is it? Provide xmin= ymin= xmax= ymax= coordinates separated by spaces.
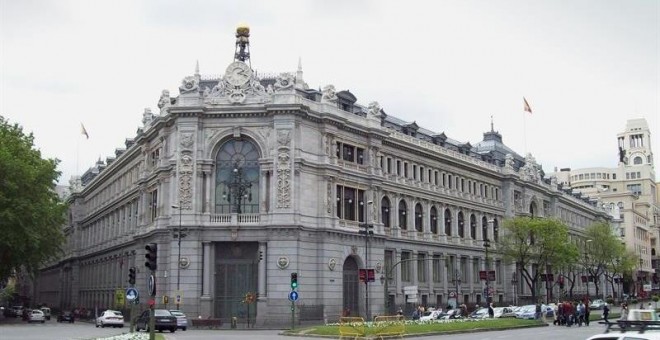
xmin=523 ymin=97 xmax=532 ymax=114
xmin=80 ymin=122 xmax=89 ymax=139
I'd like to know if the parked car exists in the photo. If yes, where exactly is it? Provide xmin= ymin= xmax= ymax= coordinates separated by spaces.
xmin=168 ymin=310 xmax=188 ymax=331
xmin=28 ymin=309 xmax=45 ymax=323
xmin=40 ymin=307 xmax=51 ymax=320
xmin=515 ymin=305 xmax=537 ymax=319
xmin=419 ymin=310 xmax=442 ymax=321
xmin=591 ymin=299 xmax=606 ymax=310
xmin=12 ymin=306 xmax=24 ymax=318
xmin=494 ymin=307 xmax=517 ymax=318
xmin=136 ymin=309 xmax=177 ymax=333
xmin=57 ymin=310 xmax=75 ymax=323
xmin=96 ymin=310 xmax=124 ymax=328
xmin=469 ymin=308 xmax=488 ymax=319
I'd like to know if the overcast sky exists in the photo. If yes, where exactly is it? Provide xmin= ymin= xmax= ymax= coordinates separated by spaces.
xmin=1 ymin=0 xmax=658 ymax=184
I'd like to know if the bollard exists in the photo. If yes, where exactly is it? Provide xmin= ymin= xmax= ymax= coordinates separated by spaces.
xmin=231 ymin=316 xmax=237 ymax=329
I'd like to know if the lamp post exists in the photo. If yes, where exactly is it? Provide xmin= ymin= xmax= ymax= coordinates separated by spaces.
xmin=222 ymin=161 xmax=252 ymax=214
xmin=359 ymin=201 xmax=374 ymax=321
xmin=585 ymin=239 xmax=592 ymax=302
xmin=453 ymin=269 xmax=462 ymax=308
xmin=484 ymin=219 xmax=495 ymax=306
xmin=639 ymin=256 xmax=644 ymax=298
xmin=171 ymin=204 xmax=187 ymax=310
xmin=511 ymin=272 xmax=519 ymax=306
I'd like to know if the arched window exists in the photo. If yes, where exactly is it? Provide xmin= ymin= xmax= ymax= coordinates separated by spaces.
xmin=493 ymin=219 xmax=499 ymax=242
xmin=481 ymin=216 xmax=488 ymax=240
xmin=634 ymin=156 xmax=643 ymax=165
xmin=215 ymin=138 xmax=260 ymax=214
xmin=458 ymin=211 xmax=465 ymax=238
xmin=430 ymin=207 xmax=438 ymax=234
xmin=444 ymin=208 xmax=452 ymax=236
xmin=399 ymin=200 xmax=408 ymax=230
xmin=414 ymin=203 xmax=423 ymax=232
xmin=381 ymin=197 xmax=391 ymax=229
xmin=530 ymin=201 xmax=537 ymax=217
xmin=469 ymin=214 xmax=476 ymax=239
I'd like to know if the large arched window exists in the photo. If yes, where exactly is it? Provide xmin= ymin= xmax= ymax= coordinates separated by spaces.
xmin=430 ymin=207 xmax=438 ymax=234
xmin=381 ymin=197 xmax=391 ymax=229
xmin=493 ymin=219 xmax=499 ymax=241
xmin=215 ymin=138 xmax=260 ymax=214
xmin=469 ymin=214 xmax=476 ymax=239
xmin=634 ymin=156 xmax=643 ymax=165
xmin=444 ymin=208 xmax=452 ymax=236
xmin=457 ymin=211 xmax=465 ymax=238
xmin=399 ymin=200 xmax=408 ymax=229
xmin=414 ymin=203 xmax=423 ymax=232
xmin=481 ymin=216 xmax=488 ymax=240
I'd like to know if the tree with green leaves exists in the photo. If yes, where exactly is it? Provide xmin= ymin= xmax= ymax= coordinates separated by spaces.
xmin=583 ymin=222 xmax=626 ymax=298
xmin=498 ymin=216 xmax=578 ymax=303
xmin=0 ymin=116 xmax=67 ymax=283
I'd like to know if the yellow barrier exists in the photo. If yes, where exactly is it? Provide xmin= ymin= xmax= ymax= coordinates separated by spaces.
xmin=373 ymin=315 xmax=405 ymax=339
xmin=339 ymin=316 xmax=365 ymax=339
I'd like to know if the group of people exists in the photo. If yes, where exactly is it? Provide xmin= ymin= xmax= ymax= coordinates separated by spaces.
xmin=552 ymin=300 xmax=592 ymax=327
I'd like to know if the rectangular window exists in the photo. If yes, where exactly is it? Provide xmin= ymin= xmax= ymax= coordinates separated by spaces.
xmin=420 ymin=167 xmax=424 ymax=182
xmin=397 ymin=160 xmax=402 ymax=176
xmin=412 ymin=165 xmax=417 ymax=180
xmin=473 ymin=257 xmax=480 ymax=284
xmin=149 ymin=189 xmax=158 ymax=222
xmin=627 ymin=183 xmax=642 ymax=195
xmin=342 ymin=144 xmax=355 ymax=162
xmin=442 ymin=173 xmax=447 ymax=187
xmin=387 ymin=158 xmax=392 ymax=173
xmin=401 ymin=251 xmax=411 ymax=282
xmin=460 ymin=178 xmax=465 ymax=192
xmin=432 ymin=254 xmax=441 ymax=283
xmin=404 ymin=162 xmax=409 ymax=178
xmin=336 ymin=185 xmax=365 ymax=221
xmin=356 ymin=148 xmax=364 ymax=165
xmin=385 ymin=250 xmax=394 ymax=283
xmin=417 ymin=253 xmax=427 ymax=282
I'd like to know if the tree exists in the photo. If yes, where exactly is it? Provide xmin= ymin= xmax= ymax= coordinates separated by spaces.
xmin=0 ymin=116 xmax=67 ymax=282
xmin=498 ymin=216 xmax=578 ymax=303
xmin=583 ymin=222 xmax=626 ymax=298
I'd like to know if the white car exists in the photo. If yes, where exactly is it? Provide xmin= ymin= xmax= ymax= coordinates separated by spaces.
xmin=28 ymin=309 xmax=45 ymax=323
xmin=169 ymin=310 xmax=188 ymax=331
xmin=419 ymin=310 xmax=442 ymax=321
xmin=95 ymin=310 xmax=124 ymax=328
xmin=590 ymin=299 xmax=606 ymax=310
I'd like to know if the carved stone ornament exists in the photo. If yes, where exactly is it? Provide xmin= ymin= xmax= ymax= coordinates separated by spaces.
xmin=351 ymin=245 xmax=358 ymax=255
xmin=274 ymin=73 xmax=295 ymax=92
xmin=375 ymin=261 xmax=382 ymax=273
xmin=277 ymin=256 xmax=290 ymax=269
xmin=367 ymin=101 xmax=382 ymax=117
xmin=178 ymin=257 xmax=191 ymax=269
xmin=179 ymin=76 xmax=199 ymax=94
xmin=180 ymin=133 xmax=194 ymax=149
xmin=322 ymin=84 xmax=338 ymax=103
xmin=178 ymin=152 xmax=194 ymax=210
xmin=328 ymin=258 xmax=337 ymax=271
xmin=157 ymin=89 xmax=171 ymax=110
xmin=203 ymin=61 xmax=271 ymax=105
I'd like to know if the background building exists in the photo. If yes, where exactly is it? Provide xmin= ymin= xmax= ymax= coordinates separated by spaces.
xmin=552 ymin=118 xmax=660 ymax=297
xmin=35 ymin=27 xmax=609 ymax=325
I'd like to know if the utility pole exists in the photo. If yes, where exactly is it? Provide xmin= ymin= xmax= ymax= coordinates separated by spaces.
xmin=359 ymin=201 xmax=374 ymax=321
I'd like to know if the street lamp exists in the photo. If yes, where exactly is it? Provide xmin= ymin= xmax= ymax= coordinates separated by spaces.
xmin=511 ymin=272 xmax=519 ymax=306
xmin=171 ymin=204 xmax=188 ymax=309
xmin=221 ymin=161 xmax=252 ymax=214
xmin=484 ymin=219 xmax=495 ymax=306
xmin=358 ymin=200 xmax=374 ymax=321
xmin=453 ymin=269 xmax=462 ymax=307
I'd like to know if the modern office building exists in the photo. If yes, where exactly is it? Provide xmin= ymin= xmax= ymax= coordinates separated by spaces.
xmin=552 ymin=118 xmax=660 ymax=296
xmin=35 ymin=26 xmax=609 ymax=325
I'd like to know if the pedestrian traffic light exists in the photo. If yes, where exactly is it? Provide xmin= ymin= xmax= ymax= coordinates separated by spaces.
xmin=145 ymin=243 xmax=158 ymax=271
xmin=128 ymin=267 xmax=136 ymax=285
xmin=290 ymin=272 xmax=298 ymax=290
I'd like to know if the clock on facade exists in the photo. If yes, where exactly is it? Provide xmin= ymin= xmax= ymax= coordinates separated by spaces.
xmin=225 ymin=61 xmax=252 ymax=86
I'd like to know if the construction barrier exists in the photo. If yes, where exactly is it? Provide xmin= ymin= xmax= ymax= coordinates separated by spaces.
xmin=339 ymin=316 xmax=365 ymax=339
xmin=373 ymin=315 xmax=405 ymax=339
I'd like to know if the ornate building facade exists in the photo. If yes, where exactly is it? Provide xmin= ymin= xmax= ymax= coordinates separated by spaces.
xmin=36 ymin=27 xmax=610 ymax=325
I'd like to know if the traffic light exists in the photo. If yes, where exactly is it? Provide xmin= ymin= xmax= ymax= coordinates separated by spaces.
xmin=145 ymin=243 xmax=158 ymax=271
xmin=290 ymin=272 xmax=298 ymax=290
xmin=128 ymin=267 xmax=136 ymax=285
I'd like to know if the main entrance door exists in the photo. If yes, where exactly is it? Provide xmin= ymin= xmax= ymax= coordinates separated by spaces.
xmin=214 ymin=242 xmax=258 ymax=321
xmin=342 ymin=256 xmax=359 ymax=316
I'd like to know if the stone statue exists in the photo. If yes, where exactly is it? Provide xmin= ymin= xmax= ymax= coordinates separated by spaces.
xmin=368 ymin=101 xmax=382 ymax=117
xmin=321 ymin=84 xmax=337 ymax=102
xmin=157 ymin=90 xmax=171 ymax=109
xmin=179 ymin=76 xmax=199 ymax=94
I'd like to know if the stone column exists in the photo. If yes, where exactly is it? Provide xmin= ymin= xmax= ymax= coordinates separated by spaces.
xmin=200 ymin=242 xmax=213 ymax=318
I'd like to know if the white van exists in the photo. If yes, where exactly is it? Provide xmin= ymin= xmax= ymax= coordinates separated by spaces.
xmin=40 ymin=307 xmax=51 ymax=320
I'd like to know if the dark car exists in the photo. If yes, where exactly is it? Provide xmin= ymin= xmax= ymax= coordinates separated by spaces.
xmin=57 ymin=311 xmax=75 ymax=323
xmin=136 ymin=309 xmax=177 ymax=333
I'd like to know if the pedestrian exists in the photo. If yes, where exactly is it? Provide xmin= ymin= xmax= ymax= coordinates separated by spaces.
xmin=584 ymin=300 xmax=590 ymax=326
xmin=488 ymin=302 xmax=494 ymax=318
xmin=602 ymin=303 xmax=610 ymax=323
xmin=621 ymin=303 xmax=629 ymax=320
xmin=397 ymin=308 xmax=403 ymax=316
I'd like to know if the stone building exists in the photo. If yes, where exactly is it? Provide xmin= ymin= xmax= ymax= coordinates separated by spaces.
xmin=552 ymin=118 xmax=660 ymax=297
xmin=36 ymin=26 xmax=609 ymax=325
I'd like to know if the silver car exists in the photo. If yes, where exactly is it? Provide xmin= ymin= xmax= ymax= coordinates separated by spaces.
xmin=169 ymin=310 xmax=188 ymax=331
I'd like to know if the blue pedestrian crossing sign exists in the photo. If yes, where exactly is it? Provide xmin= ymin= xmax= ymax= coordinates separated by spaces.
xmin=288 ymin=291 xmax=299 ymax=302
xmin=126 ymin=288 xmax=139 ymax=301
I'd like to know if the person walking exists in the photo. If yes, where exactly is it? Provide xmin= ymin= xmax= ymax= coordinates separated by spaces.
xmin=602 ymin=303 xmax=610 ymax=324
xmin=488 ymin=303 xmax=494 ymax=319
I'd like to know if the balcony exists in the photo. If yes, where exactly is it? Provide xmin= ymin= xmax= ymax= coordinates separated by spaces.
xmin=209 ymin=213 xmax=261 ymax=225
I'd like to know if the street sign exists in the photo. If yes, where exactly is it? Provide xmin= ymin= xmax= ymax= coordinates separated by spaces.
xmin=367 ymin=269 xmax=375 ymax=283
xmin=114 ymin=289 xmax=125 ymax=308
xmin=288 ymin=291 xmax=299 ymax=302
xmin=403 ymin=286 xmax=418 ymax=294
xmin=176 ymin=292 xmax=182 ymax=304
xmin=126 ymin=288 xmax=139 ymax=301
